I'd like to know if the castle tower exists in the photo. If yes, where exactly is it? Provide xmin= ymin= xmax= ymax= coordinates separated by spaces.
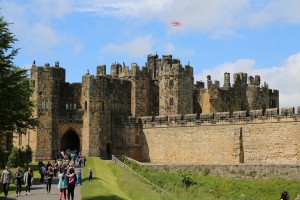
xmin=119 ymin=63 xmax=151 ymax=117
xmin=29 ymin=62 xmax=65 ymax=159
xmin=233 ymin=72 xmax=248 ymax=111
xmin=158 ymin=56 xmax=194 ymax=116
xmin=223 ymin=72 xmax=231 ymax=90
xmin=246 ymin=75 xmax=262 ymax=110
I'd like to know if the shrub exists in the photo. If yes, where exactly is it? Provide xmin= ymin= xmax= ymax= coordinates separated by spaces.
xmin=178 ymin=169 xmax=195 ymax=189
xmin=24 ymin=145 xmax=33 ymax=166
xmin=7 ymin=147 xmax=20 ymax=167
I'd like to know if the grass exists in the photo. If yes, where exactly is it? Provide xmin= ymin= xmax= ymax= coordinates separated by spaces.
xmin=2 ymin=158 xmax=300 ymax=200
xmin=124 ymin=160 xmax=300 ymax=200
xmin=81 ymin=157 xmax=168 ymax=200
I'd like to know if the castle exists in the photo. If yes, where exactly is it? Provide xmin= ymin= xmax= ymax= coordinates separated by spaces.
xmin=9 ymin=54 xmax=300 ymax=166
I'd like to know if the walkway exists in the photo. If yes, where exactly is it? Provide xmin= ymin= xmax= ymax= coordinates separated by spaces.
xmin=6 ymin=173 xmax=81 ymax=200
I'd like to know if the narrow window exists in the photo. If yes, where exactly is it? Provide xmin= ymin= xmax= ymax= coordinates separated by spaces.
xmin=170 ymin=98 xmax=173 ymax=105
xmin=169 ymin=80 xmax=174 ymax=88
xmin=66 ymin=103 xmax=69 ymax=110
xmin=45 ymin=100 xmax=48 ymax=110
xmin=73 ymin=103 xmax=76 ymax=110
xmin=85 ymin=101 xmax=87 ymax=110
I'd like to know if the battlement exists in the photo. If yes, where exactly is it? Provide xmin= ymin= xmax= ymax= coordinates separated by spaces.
xmin=130 ymin=106 xmax=300 ymax=128
xmin=233 ymin=72 xmax=248 ymax=85
xmin=269 ymin=89 xmax=279 ymax=95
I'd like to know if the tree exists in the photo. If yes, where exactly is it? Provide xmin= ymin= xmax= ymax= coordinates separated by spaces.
xmin=7 ymin=147 xmax=20 ymax=168
xmin=0 ymin=16 xmax=38 ymax=137
xmin=24 ymin=145 xmax=33 ymax=166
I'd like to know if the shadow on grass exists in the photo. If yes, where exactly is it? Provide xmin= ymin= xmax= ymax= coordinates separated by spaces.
xmin=84 ymin=195 xmax=127 ymax=200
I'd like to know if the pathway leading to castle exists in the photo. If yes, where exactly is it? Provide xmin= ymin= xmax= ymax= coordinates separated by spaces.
xmin=6 ymin=176 xmax=81 ymax=200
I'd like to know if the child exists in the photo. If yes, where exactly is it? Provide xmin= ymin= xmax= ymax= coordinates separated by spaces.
xmin=88 ymin=168 xmax=92 ymax=182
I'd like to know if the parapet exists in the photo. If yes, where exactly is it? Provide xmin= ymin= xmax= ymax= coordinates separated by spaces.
xmin=233 ymin=72 xmax=248 ymax=85
xmin=249 ymin=109 xmax=263 ymax=118
xmin=281 ymin=107 xmax=295 ymax=116
xmin=269 ymin=89 xmax=279 ymax=96
xmin=265 ymin=108 xmax=279 ymax=116
xmin=195 ymin=81 xmax=205 ymax=89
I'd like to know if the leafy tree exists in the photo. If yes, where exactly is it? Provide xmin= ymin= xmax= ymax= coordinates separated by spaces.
xmin=0 ymin=146 xmax=5 ymax=167
xmin=0 ymin=16 xmax=38 ymax=137
xmin=24 ymin=145 xmax=33 ymax=166
xmin=7 ymin=147 xmax=20 ymax=168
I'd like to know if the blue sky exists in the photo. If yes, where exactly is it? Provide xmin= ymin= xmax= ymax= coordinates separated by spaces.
xmin=1 ymin=0 xmax=300 ymax=109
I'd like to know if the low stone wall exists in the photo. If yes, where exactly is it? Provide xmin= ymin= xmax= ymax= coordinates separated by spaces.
xmin=139 ymin=162 xmax=300 ymax=179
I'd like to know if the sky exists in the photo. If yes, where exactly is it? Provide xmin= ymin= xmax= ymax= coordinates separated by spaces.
xmin=1 ymin=0 xmax=300 ymax=110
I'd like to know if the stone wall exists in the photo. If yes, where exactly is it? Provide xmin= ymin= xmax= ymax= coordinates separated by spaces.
xmin=140 ymin=119 xmax=300 ymax=165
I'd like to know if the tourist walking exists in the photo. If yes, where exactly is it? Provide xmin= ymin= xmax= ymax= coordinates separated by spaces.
xmin=88 ymin=168 xmax=93 ymax=182
xmin=67 ymin=167 xmax=77 ymax=200
xmin=14 ymin=166 xmax=24 ymax=197
xmin=39 ymin=163 xmax=46 ymax=183
xmin=0 ymin=165 xmax=12 ymax=198
xmin=58 ymin=168 xmax=68 ymax=200
xmin=45 ymin=166 xmax=54 ymax=194
xmin=23 ymin=167 xmax=34 ymax=195
xmin=76 ymin=168 xmax=82 ymax=185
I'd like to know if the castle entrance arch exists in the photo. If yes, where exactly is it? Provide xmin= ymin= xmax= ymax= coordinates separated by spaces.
xmin=61 ymin=130 xmax=80 ymax=152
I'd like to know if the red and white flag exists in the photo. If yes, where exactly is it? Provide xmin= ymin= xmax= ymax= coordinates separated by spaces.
xmin=171 ymin=21 xmax=182 ymax=26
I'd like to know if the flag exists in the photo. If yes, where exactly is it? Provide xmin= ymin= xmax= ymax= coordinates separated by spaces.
xmin=171 ymin=21 xmax=182 ymax=26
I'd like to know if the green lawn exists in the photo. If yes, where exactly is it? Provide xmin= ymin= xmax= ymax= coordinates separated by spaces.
xmin=81 ymin=157 xmax=168 ymax=200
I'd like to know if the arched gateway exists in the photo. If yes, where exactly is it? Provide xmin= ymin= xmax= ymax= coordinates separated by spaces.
xmin=61 ymin=130 xmax=80 ymax=151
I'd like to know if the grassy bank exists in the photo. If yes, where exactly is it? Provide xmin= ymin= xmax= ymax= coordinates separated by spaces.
xmin=125 ymin=159 xmax=300 ymax=200
xmin=81 ymin=157 xmax=168 ymax=200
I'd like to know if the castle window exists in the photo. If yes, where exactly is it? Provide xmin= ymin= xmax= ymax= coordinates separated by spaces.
xmin=66 ymin=103 xmax=69 ymax=110
xmin=73 ymin=103 xmax=76 ymax=110
xmin=31 ymin=80 xmax=35 ymax=88
xmin=169 ymin=80 xmax=174 ymax=88
xmin=170 ymin=98 xmax=173 ymax=105
xmin=270 ymin=100 xmax=275 ymax=108
xmin=85 ymin=101 xmax=87 ymax=110
xmin=45 ymin=100 xmax=48 ymax=110
xmin=135 ymin=135 xmax=140 ymax=144
xmin=101 ymin=101 xmax=105 ymax=111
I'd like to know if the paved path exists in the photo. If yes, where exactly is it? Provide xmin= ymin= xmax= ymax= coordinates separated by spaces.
xmin=5 ymin=175 xmax=81 ymax=200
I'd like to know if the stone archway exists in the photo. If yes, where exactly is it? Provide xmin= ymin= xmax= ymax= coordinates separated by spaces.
xmin=61 ymin=130 xmax=80 ymax=152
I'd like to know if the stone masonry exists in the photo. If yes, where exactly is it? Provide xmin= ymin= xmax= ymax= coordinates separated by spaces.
xmin=10 ymin=54 xmax=299 ymax=167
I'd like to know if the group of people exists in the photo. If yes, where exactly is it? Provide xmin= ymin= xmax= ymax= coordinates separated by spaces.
xmin=0 ymin=150 xmax=90 ymax=199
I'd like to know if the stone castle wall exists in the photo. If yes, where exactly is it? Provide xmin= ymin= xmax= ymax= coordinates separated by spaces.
xmin=138 ymin=117 xmax=300 ymax=165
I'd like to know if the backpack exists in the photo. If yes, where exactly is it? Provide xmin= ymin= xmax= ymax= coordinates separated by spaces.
xmin=68 ymin=175 xmax=76 ymax=184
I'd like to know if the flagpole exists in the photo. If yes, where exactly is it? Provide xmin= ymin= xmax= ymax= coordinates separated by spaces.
xmin=168 ymin=25 xmax=171 ymax=55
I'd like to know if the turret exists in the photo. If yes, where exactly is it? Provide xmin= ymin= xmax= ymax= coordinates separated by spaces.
xmin=223 ymin=72 xmax=231 ymax=90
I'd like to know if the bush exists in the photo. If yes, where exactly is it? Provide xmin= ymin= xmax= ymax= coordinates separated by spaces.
xmin=178 ymin=169 xmax=195 ymax=189
xmin=24 ymin=145 xmax=33 ymax=166
xmin=7 ymin=147 xmax=20 ymax=167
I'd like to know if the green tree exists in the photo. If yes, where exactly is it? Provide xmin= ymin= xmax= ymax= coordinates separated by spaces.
xmin=0 ymin=16 xmax=38 ymax=137
xmin=7 ymin=147 xmax=20 ymax=168
xmin=24 ymin=145 xmax=33 ymax=166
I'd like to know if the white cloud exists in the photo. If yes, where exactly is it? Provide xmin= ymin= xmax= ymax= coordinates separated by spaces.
xmin=30 ymin=0 xmax=74 ymax=19
xmin=194 ymin=52 xmax=300 ymax=109
xmin=74 ymin=0 xmax=300 ymax=36
xmin=101 ymin=35 xmax=153 ymax=57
